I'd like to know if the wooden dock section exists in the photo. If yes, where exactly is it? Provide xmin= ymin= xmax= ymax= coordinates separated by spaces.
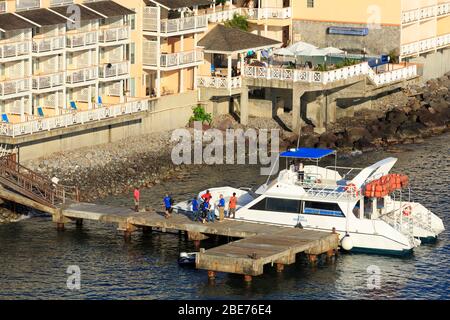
xmin=62 ymin=202 xmax=339 ymax=280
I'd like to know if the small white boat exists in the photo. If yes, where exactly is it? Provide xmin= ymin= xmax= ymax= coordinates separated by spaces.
xmin=174 ymin=148 xmax=445 ymax=256
xmin=178 ymin=252 xmax=197 ymax=266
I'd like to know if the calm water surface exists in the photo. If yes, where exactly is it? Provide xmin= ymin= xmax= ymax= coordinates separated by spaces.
xmin=0 ymin=134 xmax=448 ymax=299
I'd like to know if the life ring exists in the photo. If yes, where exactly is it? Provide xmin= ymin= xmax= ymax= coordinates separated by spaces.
xmin=345 ymin=183 xmax=359 ymax=196
xmin=402 ymin=205 xmax=412 ymax=217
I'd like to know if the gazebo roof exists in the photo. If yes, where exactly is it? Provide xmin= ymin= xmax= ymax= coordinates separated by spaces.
xmin=197 ymin=24 xmax=281 ymax=54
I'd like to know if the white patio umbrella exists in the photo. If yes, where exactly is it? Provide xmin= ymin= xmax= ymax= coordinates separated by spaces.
xmin=322 ymin=47 xmax=345 ymax=55
xmin=293 ymin=46 xmax=327 ymax=57
xmin=273 ymin=47 xmax=295 ymax=56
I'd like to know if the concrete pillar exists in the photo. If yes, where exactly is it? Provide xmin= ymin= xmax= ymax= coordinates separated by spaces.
xmin=292 ymin=86 xmax=305 ymax=132
xmin=307 ymin=254 xmax=318 ymax=265
xmin=240 ymin=85 xmax=249 ymax=125
xmin=180 ymin=35 xmax=185 ymax=93
xmin=75 ymin=218 xmax=83 ymax=227
xmin=244 ymin=275 xmax=252 ymax=282
xmin=227 ymin=54 xmax=232 ymax=91
xmin=56 ymin=223 xmax=65 ymax=231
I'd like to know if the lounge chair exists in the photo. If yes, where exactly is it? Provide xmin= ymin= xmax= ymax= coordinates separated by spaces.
xmin=1 ymin=114 xmax=9 ymax=123
xmin=70 ymin=101 xmax=78 ymax=110
xmin=37 ymin=107 xmax=44 ymax=117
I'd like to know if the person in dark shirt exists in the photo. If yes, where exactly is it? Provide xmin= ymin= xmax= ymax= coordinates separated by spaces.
xmin=163 ymin=194 xmax=172 ymax=219
xmin=191 ymin=197 xmax=200 ymax=222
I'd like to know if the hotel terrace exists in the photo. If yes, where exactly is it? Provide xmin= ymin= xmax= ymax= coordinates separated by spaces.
xmin=0 ymin=0 xmax=449 ymax=159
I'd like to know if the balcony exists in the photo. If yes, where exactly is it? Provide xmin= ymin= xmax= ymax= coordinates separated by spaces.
xmin=0 ymin=98 xmax=154 ymax=138
xmin=143 ymin=8 xmax=208 ymax=37
xmin=32 ymin=35 xmax=65 ymax=55
xmin=0 ymin=40 xmax=31 ymax=60
xmin=98 ymin=61 xmax=129 ymax=81
xmin=50 ymin=0 xmax=73 ymax=6
xmin=66 ymin=66 xmax=98 ymax=86
xmin=197 ymin=76 xmax=242 ymax=89
xmin=206 ymin=8 xmax=242 ymax=23
xmin=246 ymin=7 xmax=292 ymax=20
xmin=401 ymin=33 xmax=450 ymax=57
xmin=15 ymin=0 xmax=40 ymax=11
xmin=32 ymin=72 xmax=65 ymax=92
xmin=0 ymin=78 xmax=31 ymax=99
xmin=402 ymin=2 xmax=450 ymax=24
xmin=98 ymin=26 xmax=130 ymax=46
xmin=144 ymin=49 xmax=204 ymax=70
xmin=67 ymin=31 xmax=98 ymax=50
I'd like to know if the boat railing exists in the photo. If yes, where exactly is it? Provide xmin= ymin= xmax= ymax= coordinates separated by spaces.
xmin=324 ymin=166 xmax=364 ymax=181
xmin=378 ymin=207 xmax=416 ymax=247
xmin=296 ymin=181 xmax=362 ymax=201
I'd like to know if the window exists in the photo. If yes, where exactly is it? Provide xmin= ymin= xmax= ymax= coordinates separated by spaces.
xmin=307 ymin=0 xmax=314 ymax=8
xmin=303 ymin=201 xmax=345 ymax=217
xmin=130 ymin=12 xmax=136 ymax=30
xmin=250 ymin=197 xmax=301 ymax=214
xmin=130 ymin=43 xmax=135 ymax=64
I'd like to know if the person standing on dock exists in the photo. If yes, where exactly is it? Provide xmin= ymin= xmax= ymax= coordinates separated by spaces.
xmin=201 ymin=190 xmax=212 ymax=203
xmin=217 ymin=194 xmax=225 ymax=222
xmin=191 ymin=196 xmax=200 ymax=222
xmin=134 ymin=187 xmax=140 ymax=212
xmin=163 ymin=194 xmax=173 ymax=219
xmin=206 ymin=200 xmax=215 ymax=223
xmin=229 ymin=193 xmax=237 ymax=219
xmin=201 ymin=200 xmax=210 ymax=224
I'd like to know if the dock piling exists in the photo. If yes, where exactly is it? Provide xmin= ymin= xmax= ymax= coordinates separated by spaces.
xmin=56 ymin=222 xmax=65 ymax=231
xmin=75 ymin=219 xmax=83 ymax=227
xmin=244 ymin=275 xmax=252 ymax=282
xmin=307 ymin=254 xmax=318 ymax=265
xmin=207 ymin=271 xmax=216 ymax=280
xmin=276 ymin=263 xmax=284 ymax=273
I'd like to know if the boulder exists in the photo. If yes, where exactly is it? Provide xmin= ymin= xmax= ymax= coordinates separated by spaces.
xmin=345 ymin=127 xmax=373 ymax=143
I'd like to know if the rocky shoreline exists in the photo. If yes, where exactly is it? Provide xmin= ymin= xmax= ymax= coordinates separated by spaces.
xmin=19 ymin=73 xmax=450 ymax=208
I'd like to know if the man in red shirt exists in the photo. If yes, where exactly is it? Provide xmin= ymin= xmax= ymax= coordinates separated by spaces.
xmin=228 ymin=192 xmax=237 ymax=219
xmin=134 ymin=187 xmax=140 ymax=212
xmin=201 ymin=190 xmax=212 ymax=203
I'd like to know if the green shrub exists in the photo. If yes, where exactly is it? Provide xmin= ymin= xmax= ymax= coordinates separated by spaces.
xmin=224 ymin=14 xmax=249 ymax=31
xmin=190 ymin=105 xmax=212 ymax=125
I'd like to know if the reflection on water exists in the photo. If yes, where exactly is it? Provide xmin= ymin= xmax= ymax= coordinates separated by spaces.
xmin=0 ymin=134 xmax=448 ymax=299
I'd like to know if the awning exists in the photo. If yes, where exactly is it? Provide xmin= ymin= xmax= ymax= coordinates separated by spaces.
xmin=50 ymin=5 xmax=104 ymax=21
xmin=280 ymin=148 xmax=336 ymax=160
xmin=16 ymin=8 xmax=69 ymax=26
xmin=145 ymin=0 xmax=212 ymax=10
xmin=83 ymin=1 xmax=135 ymax=18
xmin=0 ymin=13 xmax=35 ymax=32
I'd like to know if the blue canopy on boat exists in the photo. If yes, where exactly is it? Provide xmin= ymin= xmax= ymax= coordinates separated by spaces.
xmin=280 ymin=148 xmax=335 ymax=160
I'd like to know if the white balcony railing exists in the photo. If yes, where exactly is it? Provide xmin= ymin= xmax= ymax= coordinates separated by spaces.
xmin=50 ymin=0 xmax=73 ymax=6
xmin=66 ymin=31 xmax=98 ymax=49
xmin=0 ymin=41 xmax=31 ymax=59
xmin=207 ymin=8 xmax=243 ymax=23
xmin=247 ymin=7 xmax=292 ymax=20
xmin=161 ymin=15 xmax=208 ymax=34
xmin=32 ymin=35 xmax=65 ymax=54
xmin=98 ymin=61 xmax=129 ymax=79
xmin=15 ymin=0 xmax=40 ymax=11
xmin=32 ymin=72 xmax=65 ymax=91
xmin=367 ymin=65 xmax=418 ymax=86
xmin=160 ymin=50 xmax=204 ymax=68
xmin=401 ymin=33 xmax=450 ymax=56
xmin=197 ymin=76 xmax=242 ymax=89
xmin=244 ymin=63 xmax=369 ymax=85
xmin=143 ymin=11 xmax=208 ymax=35
xmin=0 ymin=1 xmax=7 ymax=13
xmin=0 ymin=99 xmax=153 ymax=138
xmin=99 ymin=26 xmax=130 ymax=45
xmin=0 ymin=78 xmax=31 ymax=97
xmin=402 ymin=2 xmax=450 ymax=24
xmin=66 ymin=66 xmax=98 ymax=84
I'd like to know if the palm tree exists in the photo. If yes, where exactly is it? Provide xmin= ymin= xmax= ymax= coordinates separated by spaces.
xmin=224 ymin=14 xmax=249 ymax=31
